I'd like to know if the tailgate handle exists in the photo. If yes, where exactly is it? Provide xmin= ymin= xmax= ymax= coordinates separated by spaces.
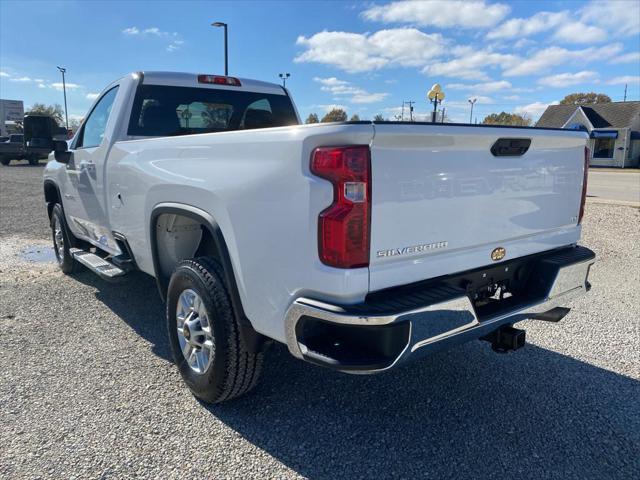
xmin=491 ymin=138 xmax=531 ymax=157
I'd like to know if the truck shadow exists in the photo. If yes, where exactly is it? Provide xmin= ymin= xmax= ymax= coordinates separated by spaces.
xmin=73 ymin=270 xmax=639 ymax=479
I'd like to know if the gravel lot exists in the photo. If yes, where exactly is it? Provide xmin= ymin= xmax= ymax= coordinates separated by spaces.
xmin=1 ymin=163 xmax=639 ymax=479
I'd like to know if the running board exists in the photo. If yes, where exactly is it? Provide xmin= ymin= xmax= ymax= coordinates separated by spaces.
xmin=70 ymin=248 xmax=127 ymax=281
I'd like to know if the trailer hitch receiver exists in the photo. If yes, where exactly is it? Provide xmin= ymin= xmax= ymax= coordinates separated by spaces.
xmin=482 ymin=325 xmax=526 ymax=353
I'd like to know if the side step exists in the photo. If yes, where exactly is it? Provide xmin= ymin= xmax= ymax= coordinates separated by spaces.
xmin=70 ymin=248 xmax=127 ymax=282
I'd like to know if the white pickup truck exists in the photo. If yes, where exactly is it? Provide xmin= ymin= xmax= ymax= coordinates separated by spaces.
xmin=43 ymin=72 xmax=595 ymax=403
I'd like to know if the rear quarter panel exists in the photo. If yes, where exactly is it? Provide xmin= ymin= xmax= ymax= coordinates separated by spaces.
xmin=107 ymin=123 xmax=374 ymax=343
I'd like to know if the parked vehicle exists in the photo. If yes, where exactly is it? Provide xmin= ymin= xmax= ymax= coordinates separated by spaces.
xmin=43 ymin=72 xmax=595 ymax=403
xmin=0 ymin=115 xmax=57 ymax=165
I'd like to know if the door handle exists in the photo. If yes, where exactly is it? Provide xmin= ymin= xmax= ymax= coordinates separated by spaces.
xmin=79 ymin=161 xmax=95 ymax=172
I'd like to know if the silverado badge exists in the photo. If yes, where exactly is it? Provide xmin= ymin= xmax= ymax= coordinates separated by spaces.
xmin=491 ymin=247 xmax=506 ymax=261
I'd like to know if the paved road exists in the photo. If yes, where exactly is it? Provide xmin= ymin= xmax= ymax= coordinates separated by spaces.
xmin=588 ymin=169 xmax=640 ymax=204
xmin=1 ymin=163 xmax=639 ymax=479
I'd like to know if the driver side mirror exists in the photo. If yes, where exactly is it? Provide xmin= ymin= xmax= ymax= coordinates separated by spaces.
xmin=54 ymin=140 xmax=71 ymax=164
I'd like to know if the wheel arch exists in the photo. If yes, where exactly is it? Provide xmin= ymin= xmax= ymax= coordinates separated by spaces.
xmin=149 ymin=203 xmax=264 ymax=351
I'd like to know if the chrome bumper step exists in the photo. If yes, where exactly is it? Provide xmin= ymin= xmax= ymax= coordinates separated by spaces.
xmin=285 ymin=246 xmax=595 ymax=373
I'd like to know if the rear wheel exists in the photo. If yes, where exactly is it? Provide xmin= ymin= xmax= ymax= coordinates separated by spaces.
xmin=51 ymin=203 xmax=76 ymax=273
xmin=28 ymin=155 xmax=39 ymax=166
xmin=167 ymin=257 xmax=264 ymax=403
xmin=0 ymin=157 xmax=10 ymax=166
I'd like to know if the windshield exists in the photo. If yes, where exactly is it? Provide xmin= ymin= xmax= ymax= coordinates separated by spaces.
xmin=128 ymin=84 xmax=298 ymax=137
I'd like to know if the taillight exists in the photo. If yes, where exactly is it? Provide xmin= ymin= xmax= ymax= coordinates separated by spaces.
xmin=311 ymin=146 xmax=371 ymax=268
xmin=197 ymin=74 xmax=241 ymax=86
xmin=578 ymin=146 xmax=589 ymax=224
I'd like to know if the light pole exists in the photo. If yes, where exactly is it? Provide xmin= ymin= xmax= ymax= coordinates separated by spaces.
xmin=211 ymin=22 xmax=228 ymax=75
xmin=279 ymin=73 xmax=290 ymax=87
xmin=56 ymin=66 xmax=69 ymax=129
xmin=468 ymin=98 xmax=477 ymax=124
xmin=427 ymin=84 xmax=445 ymax=123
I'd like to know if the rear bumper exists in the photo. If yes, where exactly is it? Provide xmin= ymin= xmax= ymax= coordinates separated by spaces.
xmin=284 ymin=246 xmax=595 ymax=373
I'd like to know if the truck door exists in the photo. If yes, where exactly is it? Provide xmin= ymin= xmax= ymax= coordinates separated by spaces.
xmin=64 ymin=86 xmax=120 ymax=253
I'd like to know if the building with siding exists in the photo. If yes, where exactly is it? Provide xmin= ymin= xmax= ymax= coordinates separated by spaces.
xmin=536 ymin=102 xmax=640 ymax=168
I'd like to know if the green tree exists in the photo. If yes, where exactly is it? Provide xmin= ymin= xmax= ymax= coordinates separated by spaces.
xmin=559 ymin=92 xmax=612 ymax=105
xmin=26 ymin=103 xmax=64 ymax=125
xmin=482 ymin=112 xmax=532 ymax=127
xmin=373 ymin=114 xmax=386 ymax=121
xmin=321 ymin=108 xmax=348 ymax=123
xmin=305 ymin=113 xmax=319 ymax=124
xmin=349 ymin=114 xmax=361 ymax=121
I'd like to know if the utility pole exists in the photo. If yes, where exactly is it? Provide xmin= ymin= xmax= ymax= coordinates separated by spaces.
xmin=404 ymin=100 xmax=415 ymax=122
xmin=468 ymin=98 xmax=477 ymax=124
xmin=56 ymin=66 xmax=69 ymax=129
xmin=624 ymin=83 xmax=627 ymax=102
xmin=401 ymin=101 xmax=405 ymax=121
xmin=278 ymin=73 xmax=290 ymax=87
xmin=441 ymin=107 xmax=446 ymax=123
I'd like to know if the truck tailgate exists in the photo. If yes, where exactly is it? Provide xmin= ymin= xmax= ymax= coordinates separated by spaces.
xmin=369 ymin=124 xmax=588 ymax=291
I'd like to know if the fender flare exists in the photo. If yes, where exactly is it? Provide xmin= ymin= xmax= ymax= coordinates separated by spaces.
xmin=43 ymin=179 xmax=64 ymax=220
xmin=149 ymin=203 xmax=264 ymax=351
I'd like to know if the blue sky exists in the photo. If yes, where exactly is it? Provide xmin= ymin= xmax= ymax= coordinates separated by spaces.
xmin=1 ymin=0 xmax=639 ymax=124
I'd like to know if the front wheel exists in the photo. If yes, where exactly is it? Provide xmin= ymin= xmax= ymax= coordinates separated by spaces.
xmin=167 ymin=257 xmax=264 ymax=403
xmin=51 ymin=203 xmax=76 ymax=273
xmin=0 ymin=157 xmax=10 ymax=166
xmin=28 ymin=156 xmax=39 ymax=166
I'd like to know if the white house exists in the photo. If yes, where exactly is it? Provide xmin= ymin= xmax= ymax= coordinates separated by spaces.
xmin=536 ymin=102 xmax=640 ymax=168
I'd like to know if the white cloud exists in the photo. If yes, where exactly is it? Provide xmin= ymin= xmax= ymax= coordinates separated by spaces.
xmin=553 ymin=22 xmax=606 ymax=44
xmin=502 ymin=95 xmax=520 ymax=100
xmin=38 ymin=83 xmax=46 ymax=89
xmin=423 ymin=50 xmax=516 ymax=81
xmin=33 ymin=78 xmax=44 ymax=83
xmin=315 ymin=104 xmax=348 ymax=113
xmin=487 ymin=11 xmax=566 ymax=40
xmin=86 ymin=93 xmax=100 ymax=100
xmin=606 ymin=76 xmax=640 ymax=86
xmin=581 ymin=0 xmax=640 ymax=37
xmin=515 ymin=101 xmax=559 ymax=120
xmin=0 ymin=71 xmax=10 ymax=77
xmin=314 ymin=77 xmax=388 ymax=104
xmin=123 ymin=26 xmax=182 ymax=51
xmin=538 ymin=71 xmax=600 ymax=88
xmin=10 ymin=76 xmax=32 ymax=82
xmin=609 ymin=52 xmax=640 ymax=64
xmin=362 ymin=1 xmax=510 ymax=28
xmin=295 ymin=28 xmax=446 ymax=73
xmin=446 ymin=80 xmax=513 ymax=93
xmin=167 ymin=40 xmax=184 ymax=52
xmin=50 ymin=82 xmax=80 ymax=91
xmin=503 ymin=43 xmax=623 ymax=76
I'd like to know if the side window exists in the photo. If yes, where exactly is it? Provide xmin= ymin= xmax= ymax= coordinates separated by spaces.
xmin=77 ymin=87 xmax=119 ymax=148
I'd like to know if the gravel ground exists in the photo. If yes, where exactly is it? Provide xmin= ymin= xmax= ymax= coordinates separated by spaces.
xmin=1 ymin=164 xmax=639 ymax=479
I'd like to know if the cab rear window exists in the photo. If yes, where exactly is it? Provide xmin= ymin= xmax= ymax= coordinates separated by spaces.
xmin=127 ymin=84 xmax=298 ymax=137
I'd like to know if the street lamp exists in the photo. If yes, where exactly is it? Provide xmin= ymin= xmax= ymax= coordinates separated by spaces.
xmin=427 ymin=83 xmax=445 ymax=123
xmin=468 ymin=98 xmax=477 ymax=124
xmin=278 ymin=73 xmax=290 ymax=87
xmin=56 ymin=66 xmax=69 ymax=129
xmin=211 ymin=22 xmax=228 ymax=75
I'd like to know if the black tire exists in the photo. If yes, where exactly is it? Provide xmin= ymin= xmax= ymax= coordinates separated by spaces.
xmin=0 ymin=158 xmax=10 ymax=166
xmin=51 ymin=203 xmax=76 ymax=273
xmin=28 ymin=156 xmax=39 ymax=166
xmin=167 ymin=257 xmax=264 ymax=403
